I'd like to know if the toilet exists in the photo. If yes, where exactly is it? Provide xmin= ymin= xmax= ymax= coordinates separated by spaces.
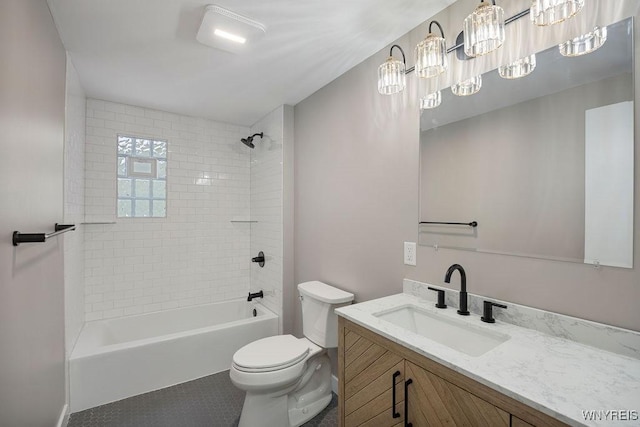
xmin=229 ymin=281 xmax=354 ymax=427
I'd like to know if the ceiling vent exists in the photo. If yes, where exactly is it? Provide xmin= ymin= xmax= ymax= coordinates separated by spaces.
xmin=196 ymin=4 xmax=267 ymax=53
xmin=196 ymin=5 xmax=266 ymax=54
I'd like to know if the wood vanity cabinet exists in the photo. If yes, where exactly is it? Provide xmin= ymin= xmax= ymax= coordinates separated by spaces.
xmin=342 ymin=326 xmax=405 ymax=426
xmin=338 ymin=318 xmax=568 ymax=427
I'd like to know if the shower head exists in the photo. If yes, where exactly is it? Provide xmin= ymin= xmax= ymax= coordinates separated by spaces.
xmin=240 ymin=137 xmax=255 ymax=149
xmin=241 ymin=132 xmax=263 ymax=149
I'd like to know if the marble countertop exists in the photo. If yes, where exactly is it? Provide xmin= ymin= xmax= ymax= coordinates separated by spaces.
xmin=335 ymin=282 xmax=640 ymax=427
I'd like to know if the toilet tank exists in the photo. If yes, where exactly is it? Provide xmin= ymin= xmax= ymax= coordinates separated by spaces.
xmin=298 ymin=281 xmax=354 ymax=348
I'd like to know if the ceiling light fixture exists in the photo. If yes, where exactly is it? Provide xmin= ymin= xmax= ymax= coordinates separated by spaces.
xmin=464 ymin=0 xmax=505 ymax=57
xmin=213 ymin=29 xmax=246 ymax=44
xmin=415 ymin=21 xmax=448 ymax=79
xmin=498 ymin=54 xmax=537 ymax=79
xmin=559 ymin=26 xmax=607 ymax=57
xmin=196 ymin=5 xmax=266 ymax=54
xmin=451 ymin=75 xmax=482 ymax=96
xmin=378 ymin=44 xmax=407 ymax=95
xmin=530 ymin=0 xmax=584 ymax=26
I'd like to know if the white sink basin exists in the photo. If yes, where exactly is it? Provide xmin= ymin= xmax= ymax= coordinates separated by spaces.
xmin=374 ymin=304 xmax=510 ymax=357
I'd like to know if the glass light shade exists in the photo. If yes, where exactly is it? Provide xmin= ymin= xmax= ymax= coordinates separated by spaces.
xmin=498 ymin=54 xmax=537 ymax=79
xmin=378 ymin=56 xmax=406 ymax=95
xmin=415 ymin=34 xmax=448 ymax=78
xmin=559 ymin=26 xmax=607 ymax=57
xmin=530 ymin=0 xmax=584 ymax=26
xmin=463 ymin=2 xmax=505 ymax=57
xmin=451 ymin=75 xmax=482 ymax=96
xmin=420 ymin=91 xmax=442 ymax=109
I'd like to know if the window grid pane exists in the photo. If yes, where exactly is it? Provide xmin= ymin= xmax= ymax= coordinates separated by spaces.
xmin=118 ymin=157 xmax=127 ymax=176
xmin=117 ymin=134 xmax=167 ymax=218
xmin=152 ymin=200 xmax=166 ymax=217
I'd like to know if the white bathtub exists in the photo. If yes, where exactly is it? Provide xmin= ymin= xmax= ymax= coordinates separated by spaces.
xmin=70 ymin=299 xmax=278 ymax=412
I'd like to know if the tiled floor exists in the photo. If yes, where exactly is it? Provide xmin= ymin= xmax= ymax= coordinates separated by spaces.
xmin=67 ymin=370 xmax=337 ymax=427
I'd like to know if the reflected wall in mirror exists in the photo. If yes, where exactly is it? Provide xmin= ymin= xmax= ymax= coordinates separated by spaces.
xmin=419 ymin=17 xmax=634 ymax=268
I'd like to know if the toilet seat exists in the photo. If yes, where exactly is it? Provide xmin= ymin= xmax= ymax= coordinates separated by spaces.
xmin=233 ymin=335 xmax=310 ymax=373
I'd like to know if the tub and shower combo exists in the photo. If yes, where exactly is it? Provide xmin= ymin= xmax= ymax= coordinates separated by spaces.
xmin=69 ymin=298 xmax=278 ymax=412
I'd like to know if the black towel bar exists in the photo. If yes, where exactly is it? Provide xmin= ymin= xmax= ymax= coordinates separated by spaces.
xmin=419 ymin=221 xmax=478 ymax=228
xmin=13 ymin=223 xmax=76 ymax=246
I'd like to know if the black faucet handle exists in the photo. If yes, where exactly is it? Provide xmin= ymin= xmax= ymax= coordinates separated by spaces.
xmin=252 ymin=251 xmax=265 ymax=267
xmin=427 ymin=287 xmax=447 ymax=309
xmin=481 ymin=300 xmax=507 ymax=323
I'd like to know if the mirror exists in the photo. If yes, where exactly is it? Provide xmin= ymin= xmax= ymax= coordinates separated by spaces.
xmin=419 ymin=17 xmax=634 ymax=268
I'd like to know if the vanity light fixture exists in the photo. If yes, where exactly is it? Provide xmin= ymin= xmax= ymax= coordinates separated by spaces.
xmin=420 ymin=90 xmax=442 ymax=109
xmin=451 ymin=75 xmax=482 ymax=96
xmin=559 ymin=26 xmax=607 ymax=57
xmin=415 ymin=21 xmax=448 ymax=78
xmin=384 ymin=2 xmax=593 ymax=108
xmin=464 ymin=0 xmax=505 ymax=57
xmin=498 ymin=54 xmax=537 ymax=79
xmin=530 ymin=0 xmax=584 ymax=26
xmin=378 ymin=44 xmax=407 ymax=95
xmin=196 ymin=4 xmax=266 ymax=54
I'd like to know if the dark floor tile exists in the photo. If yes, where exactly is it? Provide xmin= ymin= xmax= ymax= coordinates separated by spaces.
xmin=67 ymin=370 xmax=337 ymax=427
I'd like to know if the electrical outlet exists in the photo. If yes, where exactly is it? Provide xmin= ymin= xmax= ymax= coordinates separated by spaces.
xmin=404 ymin=241 xmax=416 ymax=266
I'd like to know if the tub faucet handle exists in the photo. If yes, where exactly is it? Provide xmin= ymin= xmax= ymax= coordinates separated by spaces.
xmin=252 ymin=251 xmax=265 ymax=267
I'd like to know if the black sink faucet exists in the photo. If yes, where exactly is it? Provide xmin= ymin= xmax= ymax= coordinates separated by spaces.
xmin=444 ymin=264 xmax=469 ymax=316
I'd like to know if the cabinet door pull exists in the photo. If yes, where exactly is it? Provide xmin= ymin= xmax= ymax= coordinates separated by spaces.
xmin=392 ymin=370 xmax=401 ymax=418
xmin=404 ymin=378 xmax=413 ymax=427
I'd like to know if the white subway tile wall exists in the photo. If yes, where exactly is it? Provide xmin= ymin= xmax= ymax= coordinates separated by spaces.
xmin=84 ymin=99 xmax=251 ymax=320
xmin=64 ymin=58 xmax=86 ymax=355
xmin=249 ymin=107 xmax=284 ymax=329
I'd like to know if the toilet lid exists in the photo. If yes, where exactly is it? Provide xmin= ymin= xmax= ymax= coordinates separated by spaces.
xmin=233 ymin=335 xmax=310 ymax=371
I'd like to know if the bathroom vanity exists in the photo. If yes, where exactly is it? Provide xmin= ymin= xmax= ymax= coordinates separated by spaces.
xmin=335 ymin=280 xmax=640 ymax=427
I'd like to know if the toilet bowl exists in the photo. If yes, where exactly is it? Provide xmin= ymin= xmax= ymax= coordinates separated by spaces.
xmin=230 ymin=281 xmax=354 ymax=427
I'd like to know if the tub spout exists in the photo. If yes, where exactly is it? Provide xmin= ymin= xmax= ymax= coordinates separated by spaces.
xmin=247 ymin=291 xmax=263 ymax=301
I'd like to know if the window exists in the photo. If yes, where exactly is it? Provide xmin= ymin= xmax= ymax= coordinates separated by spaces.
xmin=117 ymin=135 xmax=167 ymax=218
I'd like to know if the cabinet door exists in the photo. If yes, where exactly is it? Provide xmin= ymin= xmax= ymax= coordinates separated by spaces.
xmin=343 ymin=328 xmax=405 ymax=427
xmin=405 ymin=361 xmax=510 ymax=426
xmin=512 ymin=416 xmax=536 ymax=427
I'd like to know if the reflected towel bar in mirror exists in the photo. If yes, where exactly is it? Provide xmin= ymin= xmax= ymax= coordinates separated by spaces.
xmin=419 ymin=221 xmax=478 ymax=227
xmin=12 ymin=223 xmax=76 ymax=246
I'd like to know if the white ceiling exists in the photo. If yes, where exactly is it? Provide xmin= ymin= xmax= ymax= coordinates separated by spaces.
xmin=48 ymin=0 xmax=455 ymax=126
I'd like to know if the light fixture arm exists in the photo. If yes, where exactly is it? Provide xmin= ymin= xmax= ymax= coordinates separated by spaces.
xmin=389 ymin=44 xmax=406 ymax=67
xmin=428 ymin=21 xmax=445 ymax=39
xmin=480 ymin=0 xmax=497 ymax=4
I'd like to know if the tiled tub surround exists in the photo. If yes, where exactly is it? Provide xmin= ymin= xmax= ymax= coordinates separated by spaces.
xmin=70 ymin=299 xmax=278 ymax=412
xmin=84 ymin=99 xmax=251 ymax=321
xmin=249 ymin=106 xmax=285 ymax=327
xmin=64 ymin=57 xmax=87 ymax=357
xmin=336 ymin=280 xmax=640 ymax=427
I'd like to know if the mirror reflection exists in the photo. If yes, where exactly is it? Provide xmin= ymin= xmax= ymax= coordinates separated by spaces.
xmin=419 ymin=17 xmax=634 ymax=268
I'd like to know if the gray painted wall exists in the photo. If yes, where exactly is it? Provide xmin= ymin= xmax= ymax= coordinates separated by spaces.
xmin=293 ymin=0 xmax=640 ymax=334
xmin=0 ymin=0 xmax=67 ymax=425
